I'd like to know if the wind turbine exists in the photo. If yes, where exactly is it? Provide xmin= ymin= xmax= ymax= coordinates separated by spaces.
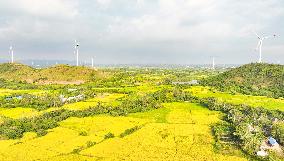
xmin=91 ymin=57 xmax=94 ymax=68
xmin=212 ymin=57 xmax=215 ymax=70
xmin=253 ymin=31 xmax=277 ymax=63
xmin=9 ymin=45 xmax=14 ymax=63
xmin=74 ymin=40 xmax=79 ymax=66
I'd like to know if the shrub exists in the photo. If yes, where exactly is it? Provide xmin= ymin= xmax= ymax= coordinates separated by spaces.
xmin=119 ymin=126 xmax=140 ymax=138
xmin=86 ymin=141 xmax=96 ymax=148
xmin=271 ymin=123 xmax=284 ymax=145
xmin=104 ymin=132 xmax=115 ymax=139
xmin=79 ymin=131 xmax=88 ymax=136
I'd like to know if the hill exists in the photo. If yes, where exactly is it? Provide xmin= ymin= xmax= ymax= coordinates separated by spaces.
xmin=38 ymin=65 xmax=96 ymax=84
xmin=201 ymin=63 xmax=284 ymax=98
xmin=0 ymin=63 xmax=37 ymax=82
xmin=0 ymin=63 xmax=97 ymax=84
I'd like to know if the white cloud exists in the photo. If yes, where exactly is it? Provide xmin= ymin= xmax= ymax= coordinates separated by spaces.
xmin=0 ymin=0 xmax=79 ymax=41
xmin=0 ymin=0 xmax=283 ymax=64
xmin=0 ymin=0 xmax=78 ymax=19
xmin=96 ymin=0 xmax=112 ymax=9
xmin=103 ymin=0 xmax=283 ymax=45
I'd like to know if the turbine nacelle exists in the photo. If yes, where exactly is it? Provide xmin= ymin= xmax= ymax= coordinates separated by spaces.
xmin=74 ymin=40 xmax=80 ymax=49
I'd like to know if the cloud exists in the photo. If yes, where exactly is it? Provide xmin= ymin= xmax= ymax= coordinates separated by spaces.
xmin=0 ymin=0 xmax=283 ymax=64
xmin=0 ymin=0 xmax=78 ymax=19
xmin=96 ymin=0 xmax=112 ymax=8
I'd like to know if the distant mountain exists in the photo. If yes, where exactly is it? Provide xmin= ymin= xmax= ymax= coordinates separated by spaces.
xmin=0 ymin=63 xmax=97 ymax=84
xmin=201 ymin=63 xmax=284 ymax=98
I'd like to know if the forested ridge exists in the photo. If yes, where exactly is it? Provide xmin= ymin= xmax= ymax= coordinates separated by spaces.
xmin=201 ymin=63 xmax=284 ymax=98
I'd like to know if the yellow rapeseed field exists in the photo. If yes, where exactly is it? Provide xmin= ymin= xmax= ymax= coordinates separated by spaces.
xmin=80 ymin=103 xmax=247 ymax=161
xmin=0 ymin=89 xmax=46 ymax=96
xmin=0 ymin=102 xmax=248 ymax=161
xmin=0 ymin=115 xmax=148 ymax=161
xmin=62 ymin=93 xmax=125 ymax=110
xmin=0 ymin=93 xmax=125 ymax=120
xmin=187 ymin=86 xmax=284 ymax=111
xmin=0 ymin=107 xmax=38 ymax=119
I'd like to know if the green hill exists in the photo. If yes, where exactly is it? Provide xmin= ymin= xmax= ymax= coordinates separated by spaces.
xmin=0 ymin=63 xmax=37 ymax=82
xmin=201 ymin=63 xmax=284 ymax=98
xmin=38 ymin=65 xmax=96 ymax=84
xmin=0 ymin=63 xmax=97 ymax=84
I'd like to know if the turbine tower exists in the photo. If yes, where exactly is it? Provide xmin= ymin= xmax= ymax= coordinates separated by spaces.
xmin=253 ymin=31 xmax=277 ymax=63
xmin=212 ymin=57 xmax=215 ymax=70
xmin=91 ymin=57 xmax=94 ymax=68
xmin=9 ymin=45 xmax=14 ymax=63
xmin=74 ymin=40 xmax=80 ymax=66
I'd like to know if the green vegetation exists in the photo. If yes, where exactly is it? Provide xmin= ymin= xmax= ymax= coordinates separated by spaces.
xmin=0 ymin=63 xmax=97 ymax=84
xmin=0 ymin=63 xmax=283 ymax=161
xmin=203 ymin=98 xmax=283 ymax=158
xmin=0 ymin=92 xmax=163 ymax=139
xmin=119 ymin=126 xmax=141 ymax=138
xmin=201 ymin=63 xmax=284 ymax=98
xmin=187 ymin=86 xmax=284 ymax=111
xmin=272 ymin=123 xmax=284 ymax=145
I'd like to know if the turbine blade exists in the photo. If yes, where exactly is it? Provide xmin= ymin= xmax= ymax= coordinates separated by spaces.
xmin=263 ymin=36 xmax=270 ymax=39
xmin=253 ymin=30 xmax=261 ymax=39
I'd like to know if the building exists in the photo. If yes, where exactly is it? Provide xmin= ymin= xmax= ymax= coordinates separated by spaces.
xmin=172 ymin=80 xmax=199 ymax=85
xmin=268 ymin=137 xmax=278 ymax=146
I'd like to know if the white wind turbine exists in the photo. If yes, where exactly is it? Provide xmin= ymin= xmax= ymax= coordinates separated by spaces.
xmin=74 ymin=40 xmax=80 ymax=66
xmin=91 ymin=57 xmax=94 ymax=68
xmin=212 ymin=57 xmax=215 ymax=70
xmin=253 ymin=31 xmax=277 ymax=63
xmin=9 ymin=45 xmax=14 ymax=63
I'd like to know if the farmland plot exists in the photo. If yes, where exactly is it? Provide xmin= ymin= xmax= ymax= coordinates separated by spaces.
xmin=0 ymin=103 xmax=247 ymax=161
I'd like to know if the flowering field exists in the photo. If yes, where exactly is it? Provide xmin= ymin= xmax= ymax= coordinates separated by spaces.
xmin=62 ymin=93 xmax=126 ymax=110
xmin=80 ymin=103 xmax=247 ymax=160
xmin=186 ymin=86 xmax=284 ymax=111
xmin=0 ymin=89 xmax=46 ymax=96
xmin=0 ymin=93 xmax=125 ymax=120
xmin=0 ymin=103 xmax=248 ymax=161
xmin=0 ymin=107 xmax=38 ymax=119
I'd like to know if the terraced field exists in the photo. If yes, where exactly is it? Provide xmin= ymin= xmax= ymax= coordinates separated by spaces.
xmin=0 ymin=103 xmax=247 ymax=161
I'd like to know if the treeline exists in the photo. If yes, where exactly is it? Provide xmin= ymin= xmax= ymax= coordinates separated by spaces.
xmin=151 ymin=88 xmax=284 ymax=159
xmin=0 ymin=79 xmax=37 ymax=90
xmin=0 ymin=94 xmax=63 ymax=110
xmin=204 ymin=98 xmax=284 ymax=156
xmin=1 ymin=87 xmax=283 ymax=160
xmin=0 ymin=87 xmax=96 ymax=110
xmin=0 ymin=91 xmax=165 ymax=139
xmin=0 ymin=88 xmax=194 ymax=140
xmin=201 ymin=63 xmax=284 ymax=98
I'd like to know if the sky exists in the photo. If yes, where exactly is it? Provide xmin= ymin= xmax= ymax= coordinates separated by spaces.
xmin=0 ymin=0 xmax=283 ymax=65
